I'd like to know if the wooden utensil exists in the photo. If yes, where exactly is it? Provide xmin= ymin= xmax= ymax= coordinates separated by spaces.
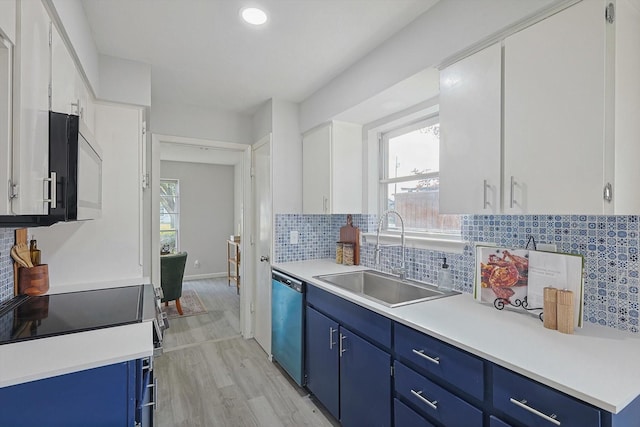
xmin=10 ymin=246 xmax=30 ymax=268
xmin=15 ymin=243 xmax=34 ymax=268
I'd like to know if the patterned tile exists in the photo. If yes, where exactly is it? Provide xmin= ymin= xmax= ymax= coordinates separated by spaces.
xmin=0 ymin=228 xmax=15 ymax=304
xmin=274 ymin=214 xmax=640 ymax=334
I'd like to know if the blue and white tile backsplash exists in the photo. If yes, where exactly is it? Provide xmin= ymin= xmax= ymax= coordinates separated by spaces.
xmin=275 ymin=214 xmax=640 ymax=334
xmin=0 ymin=228 xmax=15 ymax=304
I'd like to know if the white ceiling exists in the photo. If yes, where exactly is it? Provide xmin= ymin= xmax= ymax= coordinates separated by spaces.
xmin=81 ymin=0 xmax=439 ymax=116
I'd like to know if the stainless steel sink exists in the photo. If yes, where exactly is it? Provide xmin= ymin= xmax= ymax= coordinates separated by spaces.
xmin=313 ymin=270 xmax=459 ymax=308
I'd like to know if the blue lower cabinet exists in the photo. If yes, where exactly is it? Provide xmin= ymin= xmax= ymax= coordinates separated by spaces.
xmin=490 ymin=415 xmax=513 ymax=427
xmin=394 ymin=398 xmax=435 ymax=427
xmin=306 ymin=306 xmax=340 ymax=419
xmin=340 ymin=325 xmax=391 ymax=427
xmin=394 ymin=361 xmax=483 ymax=426
xmin=0 ymin=361 xmax=137 ymax=427
xmin=493 ymin=365 xmax=600 ymax=427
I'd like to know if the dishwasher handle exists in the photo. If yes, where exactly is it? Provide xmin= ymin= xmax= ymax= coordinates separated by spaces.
xmin=272 ymin=270 xmax=304 ymax=292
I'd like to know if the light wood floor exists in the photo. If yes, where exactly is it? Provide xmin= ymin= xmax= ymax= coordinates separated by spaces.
xmin=156 ymin=278 xmax=338 ymax=427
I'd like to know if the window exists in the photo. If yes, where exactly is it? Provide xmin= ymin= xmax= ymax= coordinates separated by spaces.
xmin=380 ymin=115 xmax=460 ymax=235
xmin=160 ymin=179 xmax=180 ymax=253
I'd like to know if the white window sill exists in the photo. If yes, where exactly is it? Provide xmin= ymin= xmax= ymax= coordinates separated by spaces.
xmin=362 ymin=232 xmax=467 ymax=254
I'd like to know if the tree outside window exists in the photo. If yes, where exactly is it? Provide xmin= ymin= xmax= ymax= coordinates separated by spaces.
xmin=160 ymin=179 xmax=180 ymax=254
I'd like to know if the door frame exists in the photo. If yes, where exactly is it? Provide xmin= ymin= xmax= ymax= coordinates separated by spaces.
xmin=150 ymin=133 xmax=252 ymax=338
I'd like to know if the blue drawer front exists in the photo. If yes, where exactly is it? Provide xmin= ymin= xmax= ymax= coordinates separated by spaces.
xmin=394 ymin=398 xmax=435 ymax=427
xmin=490 ymin=415 xmax=513 ymax=427
xmin=493 ymin=366 xmax=601 ymax=427
xmin=307 ymin=285 xmax=391 ymax=349
xmin=394 ymin=361 xmax=483 ymax=427
xmin=395 ymin=322 xmax=484 ymax=400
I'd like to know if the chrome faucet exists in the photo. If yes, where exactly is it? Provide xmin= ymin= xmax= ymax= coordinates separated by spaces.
xmin=375 ymin=209 xmax=408 ymax=280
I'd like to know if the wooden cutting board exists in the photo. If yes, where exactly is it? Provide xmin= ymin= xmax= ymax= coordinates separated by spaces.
xmin=339 ymin=214 xmax=360 ymax=265
xmin=14 ymin=228 xmax=28 ymax=296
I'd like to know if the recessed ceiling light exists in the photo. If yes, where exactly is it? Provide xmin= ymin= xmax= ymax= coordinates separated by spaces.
xmin=241 ymin=7 xmax=268 ymax=26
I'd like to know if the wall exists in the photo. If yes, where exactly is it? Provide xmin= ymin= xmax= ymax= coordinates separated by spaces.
xmin=0 ymin=0 xmax=16 ymax=43
xmin=31 ymin=103 xmax=143 ymax=290
xmin=275 ymin=213 xmax=640 ymax=334
xmin=151 ymin=102 xmax=252 ymax=144
xmin=161 ymin=160 xmax=234 ymax=278
xmin=271 ymin=99 xmax=302 ymax=214
xmin=98 ymin=54 xmax=151 ymax=106
xmin=299 ymin=0 xmax=559 ymax=132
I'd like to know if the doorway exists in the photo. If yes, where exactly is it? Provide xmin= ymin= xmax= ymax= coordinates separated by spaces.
xmin=150 ymin=134 xmax=252 ymax=338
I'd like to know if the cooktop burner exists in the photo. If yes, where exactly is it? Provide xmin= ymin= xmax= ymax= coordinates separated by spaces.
xmin=0 ymin=285 xmax=144 ymax=345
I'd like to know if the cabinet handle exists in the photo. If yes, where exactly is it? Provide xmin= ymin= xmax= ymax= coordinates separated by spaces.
xmin=142 ymin=378 xmax=159 ymax=411
xmin=411 ymin=389 xmax=438 ymax=410
xmin=329 ymin=327 xmax=337 ymax=349
xmin=509 ymin=176 xmax=516 ymax=209
xmin=483 ymin=179 xmax=491 ymax=209
xmin=339 ymin=333 xmax=347 ymax=357
xmin=412 ymin=348 xmax=440 ymax=365
xmin=509 ymin=398 xmax=560 ymax=426
xmin=603 ymin=183 xmax=613 ymax=203
xmin=323 ymin=196 xmax=328 ymax=213
xmin=43 ymin=172 xmax=57 ymax=209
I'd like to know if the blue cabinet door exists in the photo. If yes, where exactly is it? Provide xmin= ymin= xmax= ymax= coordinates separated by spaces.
xmin=0 ymin=361 xmax=136 ymax=427
xmin=305 ymin=306 xmax=340 ymax=419
xmin=340 ymin=325 xmax=391 ymax=427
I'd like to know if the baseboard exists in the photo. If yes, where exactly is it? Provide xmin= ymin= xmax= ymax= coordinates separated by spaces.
xmin=184 ymin=272 xmax=227 ymax=281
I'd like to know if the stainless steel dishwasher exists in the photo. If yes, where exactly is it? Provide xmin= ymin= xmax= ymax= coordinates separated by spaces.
xmin=271 ymin=269 xmax=304 ymax=386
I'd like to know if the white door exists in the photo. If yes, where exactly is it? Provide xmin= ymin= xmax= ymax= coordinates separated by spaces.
xmin=253 ymin=136 xmax=272 ymax=355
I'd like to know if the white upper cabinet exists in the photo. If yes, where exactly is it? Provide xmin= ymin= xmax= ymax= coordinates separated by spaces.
xmin=503 ymin=0 xmax=608 ymax=214
xmin=0 ymin=33 xmax=13 ymax=215
xmin=440 ymin=0 xmax=637 ymax=215
xmin=439 ymin=42 xmax=502 ymax=214
xmin=302 ymin=121 xmax=362 ymax=214
xmin=51 ymin=23 xmax=77 ymax=115
xmin=12 ymin=0 xmax=51 ymax=214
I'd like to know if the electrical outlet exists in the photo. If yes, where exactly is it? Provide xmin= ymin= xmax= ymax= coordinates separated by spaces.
xmin=194 ymin=259 xmax=200 ymax=268
xmin=290 ymin=230 xmax=299 ymax=244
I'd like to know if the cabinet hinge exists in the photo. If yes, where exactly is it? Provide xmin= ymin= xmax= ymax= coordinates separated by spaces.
xmin=606 ymin=3 xmax=615 ymax=23
xmin=142 ymin=121 xmax=147 ymax=136
xmin=8 ymin=180 xmax=18 ymax=200
xmin=141 ymin=172 xmax=150 ymax=190
xmin=603 ymin=183 xmax=613 ymax=203
xmin=48 ymin=24 xmax=52 ymax=46
xmin=48 ymin=84 xmax=52 ymax=106
xmin=250 ymin=167 xmax=255 ymax=178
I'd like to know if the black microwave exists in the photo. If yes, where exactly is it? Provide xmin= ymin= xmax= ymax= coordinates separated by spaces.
xmin=49 ymin=111 xmax=102 ymax=222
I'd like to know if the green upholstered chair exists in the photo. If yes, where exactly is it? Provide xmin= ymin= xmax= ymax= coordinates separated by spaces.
xmin=160 ymin=252 xmax=188 ymax=315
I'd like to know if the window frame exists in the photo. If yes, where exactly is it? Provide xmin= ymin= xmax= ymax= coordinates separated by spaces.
xmin=378 ymin=113 xmax=460 ymax=238
xmin=160 ymin=178 xmax=180 ymax=253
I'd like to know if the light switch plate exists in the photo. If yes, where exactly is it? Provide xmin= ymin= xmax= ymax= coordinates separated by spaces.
xmin=290 ymin=230 xmax=299 ymax=244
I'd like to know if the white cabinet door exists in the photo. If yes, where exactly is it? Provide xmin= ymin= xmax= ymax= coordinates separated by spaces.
xmin=0 ymin=36 xmax=12 ymax=214
xmin=302 ymin=122 xmax=362 ymax=214
xmin=76 ymin=76 xmax=95 ymax=133
xmin=12 ymin=0 xmax=51 ymax=214
xmin=51 ymin=24 xmax=77 ymax=115
xmin=503 ymin=0 xmax=608 ymax=214
xmin=439 ymin=42 xmax=502 ymax=214
xmin=302 ymin=124 xmax=331 ymax=214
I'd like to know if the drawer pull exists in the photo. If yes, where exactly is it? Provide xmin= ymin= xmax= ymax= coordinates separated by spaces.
xmin=411 ymin=389 xmax=438 ymax=410
xmin=412 ymin=349 xmax=440 ymax=365
xmin=509 ymin=398 xmax=561 ymax=426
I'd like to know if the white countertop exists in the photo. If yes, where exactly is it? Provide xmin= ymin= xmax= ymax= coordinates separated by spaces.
xmin=273 ymin=259 xmax=640 ymax=414
xmin=0 ymin=322 xmax=153 ymax=388
xmin=0 ymin=282 xmax=156 ymax=388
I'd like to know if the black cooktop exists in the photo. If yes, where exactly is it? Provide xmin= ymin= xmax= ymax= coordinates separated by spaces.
xmin=0 ymin=285 xmax=144 ymax=345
